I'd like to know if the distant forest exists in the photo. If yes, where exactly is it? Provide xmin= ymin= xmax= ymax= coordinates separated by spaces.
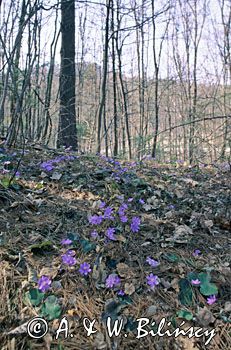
xmin=0 ymin=0 xmax=231 ymax=163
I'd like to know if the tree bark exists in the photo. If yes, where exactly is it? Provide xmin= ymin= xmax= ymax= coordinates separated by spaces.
xmin=57 ymin=0 xmax=77 ymax=150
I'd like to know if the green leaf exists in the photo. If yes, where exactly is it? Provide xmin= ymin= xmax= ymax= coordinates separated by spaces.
xmin=0 ymin=176 xmax=10 ymax=188
xmin=40 ymin=295 xmax=62 ymax=321
xmin=79 ymin=238 xmax=96 ymax=253
xmin=119 ymin=295 xmax=133 ymax=305
xmin=26 ymin=288 xmax=45 ymax=306
xmin=198 ymin=272 xmax=211 ymax=283
xmin=29 ymin=241 xmax=54 ymax=254
xmin=187 ymin=271 xmax=199 ymax=281
xmin=177 ymin=309 xmax=193 ymax=321
xmin=124 ymin=317 xmax=138 ymax=332
xmin=163 ymin=253 xmax=180 ymax=263
xmin=102 ymin=299 xmax=126 ymax=323
xmin=200 ymin=281 xmax=218 ymax=296
xmin=10 ymin=183 xmax=21 ymax=191
xmin=178 ymin=278 xmax=193 ymax=306
xmin=67 ymin=232 xmax=80 ymax=243
xmin=198 ymin=272 xmax=218 ymax=296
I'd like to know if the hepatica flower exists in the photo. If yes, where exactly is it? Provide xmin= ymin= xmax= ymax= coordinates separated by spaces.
xmin=66 ymin=250 xmax=76 ymax=256
xmin=207 ymin=295 xmax=217 ymax=305
xmin=130 ymin=216 xmax=141 ymax=233
xmin=146 ymin=257 xmax=159 ymax=267
xmin=40 ymin=161 xmax=53 ymax=172
xmin=103 ymin=206 xmax=114 ymax=219
xmin=117 ymin=289 xmax=125 ymax=296
xmin=106 ymin=274 xmax=121 ymax=288
xmin=106 ymin=227 xmax=116 ymax=241
xmin=62 ymin=252 xmax=76 ymax=266
xmin=120 ymin=215 xmax=128 ymax=223
xmin=91 ymin=230 xmax=99 ymax=239
xmin=193 ymin=249 xmax=201 ymax=257
xmin=99 ymin=201 xmax=106 ymax=209
xmin=38 ymin=275 xmax=52 ymax=292
xmin=139 ymin=199 xmax=145 ymax=205
xmin=61 ymin=238 xmax=72 ymax=245
xmin=146 ymin=273 xmax=160 ymax=289
xmin=118 ymin=203 xmax=128 ymax=216
xmin=79 ymin=262 xmax=91 ymax=276
xmin=88 ymin=214 xmax=103 ymax=225
xmin=191 ymin=279 xmax=201 ymax=286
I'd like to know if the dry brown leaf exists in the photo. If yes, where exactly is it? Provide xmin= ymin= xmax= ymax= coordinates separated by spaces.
xmin=116 ymin=263 xmax=131 ymax=278
xmin=177 ymin=336 xmax=199 ymax=350
xmin=124 ymin=282 xmax=135 ymax=295
xmin=196 ymin=307 xmax=215 ymax=327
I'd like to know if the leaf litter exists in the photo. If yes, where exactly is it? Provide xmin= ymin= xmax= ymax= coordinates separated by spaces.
xmin=0 ymin=146 xmax=230 ymax=349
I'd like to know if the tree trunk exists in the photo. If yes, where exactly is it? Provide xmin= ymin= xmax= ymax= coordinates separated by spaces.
xmin=57 ymin=0 xmax=77 ymax=150
xmin=96 ymin=0 xmax=110 ymax=154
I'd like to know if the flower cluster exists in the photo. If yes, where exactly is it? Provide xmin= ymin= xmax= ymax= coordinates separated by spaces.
xmin=89 ymin=214 xmax=103 ymax=225
xmin=40 ymin=154 xmax=77 ymax=172
xmin=62 ymin=250 xmax=77 ymax=266
xmin=130 ymin=216 xmax=141 ymax=233
xmin=106 ymin=274 xmax=121 ymax=288
xmin=106 ymin=227 xmax=116 ymax=241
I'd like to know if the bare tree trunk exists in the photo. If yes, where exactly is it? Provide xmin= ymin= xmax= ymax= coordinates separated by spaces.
xmin=97 ymin=0 xmax=111 ymax=154
xmin=42 ymin=8 xmax=60 ymax=144
xmin=115 ymin=1 xmax=132 ymax=159
xmin=57 ymin=0 xmax=77 ymax=150
xmin=111 ymin=0 xmax=118 ymax=157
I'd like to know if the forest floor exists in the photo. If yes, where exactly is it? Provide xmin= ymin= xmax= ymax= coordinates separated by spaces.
xmin=0 ymin=146 xmax=230 ymax=350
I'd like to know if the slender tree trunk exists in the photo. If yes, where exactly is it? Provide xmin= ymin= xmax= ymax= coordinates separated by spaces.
xmin=111 ymin=0 xmax=118 ymax=157
xmin=57 ymin=0 xmax=77 ymax=150
xmin=97 ymin=0 xmax=111 ymax=154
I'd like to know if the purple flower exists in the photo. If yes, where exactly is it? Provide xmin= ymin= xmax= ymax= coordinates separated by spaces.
xmin=91 ymin=230 xmax=99 ymax=239
xmin=193 ymin=249 xmax=201 ymax=257
xmin=79 ymin=262 xmax=91 ymax=276
xmin=168 ymin=204 xmax=175 ymax=210
xmin=146 ymin=273 xmax=160 ymax=289
xmin=62 ymin=253 xmax=76 ymax=266
xmin=61 ymin=238 xmax=72 ymax=245
xmin=99 ymin=201 xmax=106 ymax=208
xmin=105 ymin=274 xmax=121 ymax=288
xmin=88 ymin=214 xmax=103 ymax=225
xmin=15 ymin=171 xmax=20 ymax=177
xmin=207 ymin=295 xmax=217 ymax=305
xmin=120 ymin=215 xmax=128 ymax=223
xmin=118 ymin=203 xmax=128 ymax=216
xmin=106 ymin=227 xmax=116 ymax=240
xmin=146 ymin=257 xmax=159 ymax=267
xmin=130 ymin=216 xmax=141 ymax=233
xmin=191 ymin=279 xmax=201 ymax=286
xmin=38 ymin=275 xmax=52 ymax=292
xmin=40 ymin=162 xmax=53 ymax=172
xmin=117 ymin=289 xmax=125 ymax=296
xmin=66 ymin=250 xmax=76 ymax=256
xmin=121 ymin=203 xmax=128 ymax=210
xmin=139 ymin=199 xmax=145 ymax=204
xmin=103 ymin=206 xmax=114 ymax=219
xmin=128 ymin=197 xmax=133 ymax=202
